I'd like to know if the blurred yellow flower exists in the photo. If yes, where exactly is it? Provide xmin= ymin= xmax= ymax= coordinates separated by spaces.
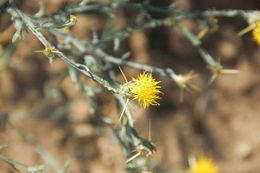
xmin=253 ymin=21 xmax=260 ymax=46
xmin=129 ymin=72 xmax=162 ymax=108
xmin=190 ymin=157 xmax=218 ymax=173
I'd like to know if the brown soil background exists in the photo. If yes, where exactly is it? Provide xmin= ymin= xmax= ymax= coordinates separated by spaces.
xmin=1 ymin=0 xmax=260 ymax=173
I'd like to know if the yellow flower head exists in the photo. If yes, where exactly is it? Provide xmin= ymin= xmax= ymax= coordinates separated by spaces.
xmin=253 ymin=21 xmax=260 ymax=46
xmin=190 ymin=157 xmax=218 ymax=173
xmin=129 ymin=72 xmax=162 ymax=108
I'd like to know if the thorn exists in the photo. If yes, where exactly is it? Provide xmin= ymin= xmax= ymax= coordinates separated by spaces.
xmin=197 ymin=27 xmax=209 ymax=39
xmin=238 ymin=24 xmax=255 ymax=36
xmin=118 ymin=66 xmax=128 ymax=82
xmin=208 ymin=62 xmax=240 ymax=85
xmin=209 ymin=74 xmax=218 ymax=85
xmin=119 ymin=99 xmax=129 ymax=122
xmin=126 ymin=152 xmax=141 ymax=163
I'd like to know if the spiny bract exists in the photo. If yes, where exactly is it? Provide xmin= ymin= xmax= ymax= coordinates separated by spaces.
xmin=129 ymin=72 xmax=162 ymax=108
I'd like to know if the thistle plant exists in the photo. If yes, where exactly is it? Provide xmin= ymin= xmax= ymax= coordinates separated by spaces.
xmin=0 ymin=0 xmax=259 ymax=172
xmin=128 ymin=72 xmax=162 ymax=108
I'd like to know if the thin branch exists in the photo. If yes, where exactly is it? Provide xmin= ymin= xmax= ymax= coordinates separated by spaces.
xmin=8 ymin=3 xmax=120 ymax=94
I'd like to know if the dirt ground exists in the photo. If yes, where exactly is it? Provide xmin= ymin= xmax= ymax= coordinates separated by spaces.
xmin=1 ymin=0 xmax=260 ymax=173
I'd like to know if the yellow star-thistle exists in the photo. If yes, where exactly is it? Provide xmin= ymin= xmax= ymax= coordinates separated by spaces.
xmin=190 ymin=157 xmax=218 ymax=173
xmin=253 ymin=21 xmax=260 ymax=47
xmin=129 ymin=72 xmax=162 ymax=108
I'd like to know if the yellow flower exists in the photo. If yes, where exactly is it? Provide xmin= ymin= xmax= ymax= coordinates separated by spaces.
xmin=190 ymin=157 xmax=218 ymax=173
xmin=253 ymin=21 xmax=260 ymax=46
xmin=129 ymin=72 xmax=162 ymax=108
